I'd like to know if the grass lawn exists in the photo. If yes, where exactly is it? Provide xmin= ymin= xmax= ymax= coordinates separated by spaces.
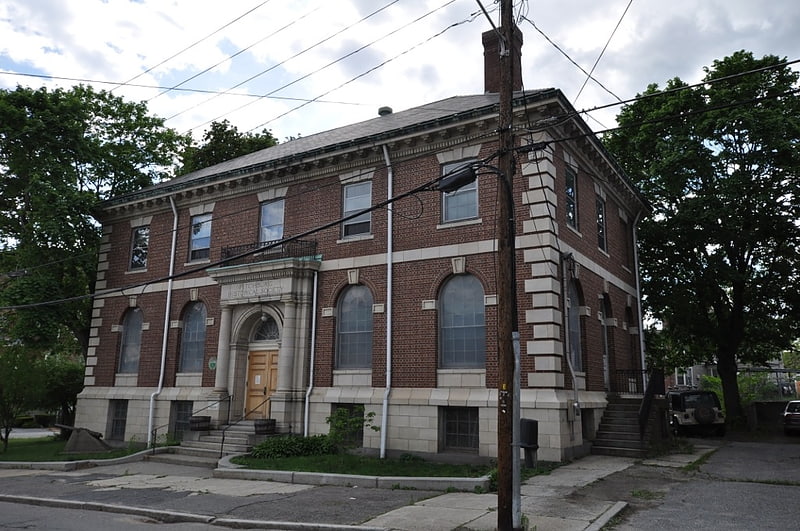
xmin=232 ymin=452 xmax=560 ymax=481
xmin=0 ymin=436 xmax=138 ymax=462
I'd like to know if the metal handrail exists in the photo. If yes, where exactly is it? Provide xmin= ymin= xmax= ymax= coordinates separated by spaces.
xmin=219 ymin=397 xmax=272 ymax=458
xmin=149 ymin=394 xmax=232 ymax=453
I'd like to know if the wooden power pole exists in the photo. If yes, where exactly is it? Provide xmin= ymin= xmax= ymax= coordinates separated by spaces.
xmin=496 ymin=0 xmax=518 ymax=529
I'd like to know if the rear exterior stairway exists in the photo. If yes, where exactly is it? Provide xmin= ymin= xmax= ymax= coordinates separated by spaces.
xmin=591 ymin=396 xmax=649 ymax=458
xmin=144 ymin=421 xmax=265 ymax=468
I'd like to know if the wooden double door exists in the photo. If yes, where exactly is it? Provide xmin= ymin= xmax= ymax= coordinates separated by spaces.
xmin=245 ymin=350 xmax=279 ymax=419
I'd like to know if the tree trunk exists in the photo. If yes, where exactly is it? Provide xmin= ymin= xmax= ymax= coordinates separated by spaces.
xmin=716 ymin=348 xmax=743 ymax=423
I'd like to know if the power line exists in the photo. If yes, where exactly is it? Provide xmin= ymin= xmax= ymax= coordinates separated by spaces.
xmin=519 ymin=15 xmax=622 ymax=103
xmin=246 ymin=4 xmax=478 ymax=133
xmin=112 ymin=0 xmax=274 ymax=92
xmin=0 ymin=152 xmax=500 ymax=311
xmin=167 ymin=0 xmax=404 ymax=125
xmin=2 ymin=58 xmax=796 ymax=279
xmin=573 ymin=0 xmax=633 ymax=104
xmin=147 ymin=4 xmax=323 ymax=102
xmin=0 ymin=70 xmax=363 ymax=106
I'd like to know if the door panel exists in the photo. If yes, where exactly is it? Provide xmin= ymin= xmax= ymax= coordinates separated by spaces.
xmin=246 ymin=350 xmax=279 ymax=419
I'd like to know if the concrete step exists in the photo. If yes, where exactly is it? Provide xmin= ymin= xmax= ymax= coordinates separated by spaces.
xmin=591 ymin=445 xmax=647 ymax=458
xmin=181 ymin=439 xmax=249 ymax=455
xmin=592 ymin=436 xmax=646 ymax=450
xmin=144 ymin=451 xmax=219 ymax=469
xmin=596 ymin=429 xmax=641 ymax=441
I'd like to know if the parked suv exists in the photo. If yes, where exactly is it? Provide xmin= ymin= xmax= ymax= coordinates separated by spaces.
xmin=783 ymin=400 xmax=800 ymax=435
xmin=667 ymin=389 xmax=726 ymax=436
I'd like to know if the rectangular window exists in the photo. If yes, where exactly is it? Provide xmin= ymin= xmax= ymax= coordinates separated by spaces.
xmin=129 ymin=226 xmax=149 ymax=270
xmin=260 ymin=199 xmax=285 ymax=243
xmin=565 ymin=166 xmax=578 ymax=229
xmin=189 ymin=213 xmax=212 ymax=260
xmin=331 ymin=404 xmax=365 ymax=448
xmin=441 ymin=407 xmax=478 ymax=452
xmin=442 ymin=161 xmax=478 ymax=223
xmin=596 ymin=197 xmax=607 ymax=251
xmin=108 ymin=399 xmax=128 ymax=441
xmin=170 ymin=401 xmax=193 ymax=441
xmin=342 ymin=181 xmax=372 ymax=237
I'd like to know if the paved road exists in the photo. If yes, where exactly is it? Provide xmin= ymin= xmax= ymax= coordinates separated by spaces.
xmin=577 ymin=438 xmax=800 ymax=530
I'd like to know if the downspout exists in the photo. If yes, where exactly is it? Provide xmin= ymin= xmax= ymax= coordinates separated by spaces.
xmin=561 ymin=253 xmax=580 ymax=431
xmin=632 ymin=212 xmax=647 ymax=382
xmin=303 ymin=271 xmax=319 ymax=436
xmin=380 ymin=144 xmax=394 ymax=459
xmin=147 ymin=195 xmax=178 ymax=446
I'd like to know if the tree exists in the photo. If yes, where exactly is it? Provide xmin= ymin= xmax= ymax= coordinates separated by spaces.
xmin=40 ymin=353 xmax=85 ymax=427
xmin=0 ymin=84 xmax=187 ymax=357
xmin=604 ymin=51 xmax=800 ymax=423
xmin=0 ymin=345 xmax=44 ymax=452
xmin=179 ymin=120 xmax=278 ymax=175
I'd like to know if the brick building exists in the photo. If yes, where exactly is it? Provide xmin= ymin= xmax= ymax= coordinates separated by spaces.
xmin=75 ymin=28 xmax=648 ymax=462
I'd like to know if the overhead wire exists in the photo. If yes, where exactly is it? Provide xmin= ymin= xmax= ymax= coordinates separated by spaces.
xmin=0 ymin=151 xmax=502 ymax=311
xmin=166 ymin=0 xmax=404 ymax=125
xmin=573 ymin=0 xmax=633 ymax=104
xmin=147 ymin=4 xmax=323 ymax=102
xmin=111 ymin=0 xmax=274 ymax=92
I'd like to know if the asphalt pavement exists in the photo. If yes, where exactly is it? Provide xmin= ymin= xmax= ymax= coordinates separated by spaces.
xmin=0 ymin=431 xmax=724 ymax=531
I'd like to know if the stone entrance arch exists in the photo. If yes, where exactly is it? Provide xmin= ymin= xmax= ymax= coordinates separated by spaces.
xmin=207 ymin=259 xmax=319 ymax=432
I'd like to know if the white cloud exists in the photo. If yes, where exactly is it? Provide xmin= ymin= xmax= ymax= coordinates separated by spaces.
xmin=1 ymin=0 xmax=798 ymax=141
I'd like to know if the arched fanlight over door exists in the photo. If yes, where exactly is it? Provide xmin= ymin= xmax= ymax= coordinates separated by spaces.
xmin=253 ymin=313 xmax=280 ymax=341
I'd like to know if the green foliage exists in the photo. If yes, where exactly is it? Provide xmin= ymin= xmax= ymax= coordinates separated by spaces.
xmin=250 ymin=434 xmax=335 ymax=459
xmin=0 ymin=84 xmax=187 ymax=357
xmin=0 ymin=345 xmax=46 ymax=451
xmin=179 ymin=120 xmax=277 ymax=175
xmin=40 ymin=354 xmax=85 ymax=425
xmin=604 ymin=51 xmax=800 ymax=421
xmin=701 ymin=373 xmax=781 ymax=410
xmin=326 ymin=405 xmax=379 ymax=451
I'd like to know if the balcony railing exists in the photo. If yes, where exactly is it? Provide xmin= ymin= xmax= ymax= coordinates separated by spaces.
xmin=219 ymin=239 xmax=318 ymax=267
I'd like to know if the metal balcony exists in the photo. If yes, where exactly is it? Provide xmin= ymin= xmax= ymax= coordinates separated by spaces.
xmin=219 ymin=239 xmax=318 ymax=267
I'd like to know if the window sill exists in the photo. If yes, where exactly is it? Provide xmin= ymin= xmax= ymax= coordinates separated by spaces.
xmin=337 ymin=234 xmax=374 ymax=244
xmin=436 ymin=217 xmax=482 ymax=230
xmin=184 ymin=258 xmax=210 ymax=266
xmin=176 ymin=373 xmax=202 ymax=387
xmin=566 ymin=224 xmax=582 ymax=237
xmin=125 ymin=269 xmax=148 ymax=275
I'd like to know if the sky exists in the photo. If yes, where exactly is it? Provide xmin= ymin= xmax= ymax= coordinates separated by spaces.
xmin=1 ymin=0 xmax=799 ymax=144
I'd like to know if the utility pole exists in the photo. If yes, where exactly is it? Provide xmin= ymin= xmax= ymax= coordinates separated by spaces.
xmin=496 ymin=0 xmax=518 ymax=529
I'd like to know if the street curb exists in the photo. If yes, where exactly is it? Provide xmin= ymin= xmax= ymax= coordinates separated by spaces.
xmin=586 ymin=501 xmax=628 ymax=531
xmin=0 ymin=447 xmax=170 ymax=472
xmin=0 ymin=494 xmax=213 ymax=523
xmin=0 ymin=494 xmax=389 ymax=530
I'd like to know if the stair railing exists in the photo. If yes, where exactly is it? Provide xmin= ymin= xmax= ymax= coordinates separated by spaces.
xmin=219 ymin=396 xmax=271 ymax=458
xmin=148 ymin=394 xmax=232 ymax=454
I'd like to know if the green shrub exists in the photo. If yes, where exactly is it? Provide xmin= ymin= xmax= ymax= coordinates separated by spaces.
xmin=250 ymin=434 xmax=335 ymax=459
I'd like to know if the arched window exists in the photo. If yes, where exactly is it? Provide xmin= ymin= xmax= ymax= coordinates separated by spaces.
xmin=179 ymin=302 xmax=207 ymax=373
xmin=336 ymin=285 xmax=373 ymax=369
xmin=118 ymin=307 xmax=143 ymax=373
xmin=253 ymin=314 xmax=280 ymax=341
xmin=439 ymin=274 xmax=485 ymax=368
xmin=567 ymin=280 xmax=583 ymax=372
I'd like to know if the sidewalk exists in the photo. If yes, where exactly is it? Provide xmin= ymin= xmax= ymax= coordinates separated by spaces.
xmin=0 ymin=443 xmax=720 ymax=530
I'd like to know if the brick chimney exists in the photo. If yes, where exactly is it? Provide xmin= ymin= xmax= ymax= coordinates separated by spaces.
xmin=482 ymin=25 xmax=523 ymax=93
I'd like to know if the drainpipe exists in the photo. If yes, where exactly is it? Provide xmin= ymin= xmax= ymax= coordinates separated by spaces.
xmin=632 ymin=212 xmax=647 ymax=383
xmin=561 ymin=253 xmax=580 ymax=433
xmin=303 ymin=271 xmax=319 ymax=436
xmin=147 ymin=195 xmax=178 ymax=446
xmin=380 ymin=144 xmax=394 ymax=459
